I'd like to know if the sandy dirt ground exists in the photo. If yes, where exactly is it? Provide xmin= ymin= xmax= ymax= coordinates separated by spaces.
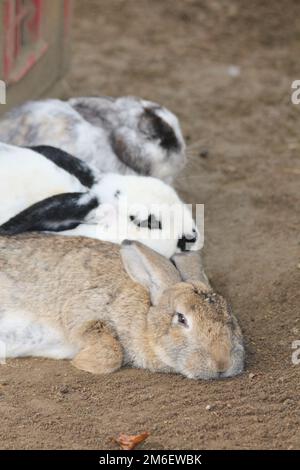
xmin=0 ymin=0 xmax=299 ymax=450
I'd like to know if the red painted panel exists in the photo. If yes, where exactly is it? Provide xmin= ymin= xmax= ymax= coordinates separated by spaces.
xmin=3 ymin=0 xmax=14 ymax=79
xmin=28 ymin=0 xmax=43 ymax=37
xmin=2 ymin=0 xmax=72 ymax=84
xmin=2 ymin=0 xmax=48 ymax=83
xmin=64 ymin=0 xmax=72 ymax=37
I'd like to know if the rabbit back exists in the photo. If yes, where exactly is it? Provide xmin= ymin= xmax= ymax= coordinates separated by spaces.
xmin=0 ymin=97 xmax=186 ymax=181
xmin=0 ymin=235 xmax=141 ymax=347
xmin=0 ymin=143 xmax=86 ymax=225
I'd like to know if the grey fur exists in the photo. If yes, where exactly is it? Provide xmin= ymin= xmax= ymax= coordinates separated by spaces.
xmin=0 ymin=96 xmax=186 ymax=182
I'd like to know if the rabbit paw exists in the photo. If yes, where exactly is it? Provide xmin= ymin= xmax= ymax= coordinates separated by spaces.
xmin=72 ymin=322 xmax=123 ymax=374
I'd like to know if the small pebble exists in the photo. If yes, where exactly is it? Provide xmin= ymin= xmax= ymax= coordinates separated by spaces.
xmin=226 ymin=165 xmax=237 ymax=173
xmin=249 ymin=373 xmax=256 ymax=380
xmin=199 ymin=149 xmax=209 ymax=159
xmin=288 ymin=142 xmax=298 ymax=150
xmin=227 ymin=65 xmax=241 ymax=77
xmin=205 ymin=404 xmax=212 ymax=411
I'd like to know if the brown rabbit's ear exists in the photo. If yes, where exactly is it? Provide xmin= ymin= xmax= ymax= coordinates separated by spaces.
xmin=120 ymin=240 xmax=181 ymax=305
xmin=171 ymin=250 xmax=211 ymax=287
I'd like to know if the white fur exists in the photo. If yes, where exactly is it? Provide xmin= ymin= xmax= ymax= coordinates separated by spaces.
xmin=0 ymin=97 xmax=186 ymax=182
xmin=0 ymin=309 xmax=78 ymax=359
xmin=61 ymin=174 xmax=202 ymax=258
xmin=0 ymin=144 xmax=200 ymax=258
xmin=0 ymin=143 xmax=86 ymax=226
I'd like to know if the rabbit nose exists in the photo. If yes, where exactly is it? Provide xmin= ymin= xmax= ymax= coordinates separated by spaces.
xmin=211 ymin=346 xmax=231 ymax=373
xmin=215 ymin=359 xmax=230 ymax=373
xmin=177 ymin=232 xmax=198 ymax=251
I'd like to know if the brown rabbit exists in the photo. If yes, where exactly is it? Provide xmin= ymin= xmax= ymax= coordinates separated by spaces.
xmin=0 ymin=234 xmax=244 ymax=379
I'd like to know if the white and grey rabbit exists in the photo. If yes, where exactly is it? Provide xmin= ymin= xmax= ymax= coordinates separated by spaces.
xmin=0 ymin=96 xmax=186 ymax=183
xmin=0 ymin=143 xmax=200 ymax=258
xmin=0 ymin=234 xmax=245 ymax=380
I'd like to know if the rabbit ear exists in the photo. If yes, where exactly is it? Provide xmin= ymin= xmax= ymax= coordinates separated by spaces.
xmin=120 ymin=240 xmax=181 ymax=305
xmin=171 ymin=250 xmax=211 ymax=287
xmin=110 ymin=130 xmax=151 ymax=176
xmin=69 ymin=97 xmax=115 ymax=127
xmin=29 ymin=145 xmax=97 ymax=188
xmin=0 ymin=192 xmax=98 ymax=235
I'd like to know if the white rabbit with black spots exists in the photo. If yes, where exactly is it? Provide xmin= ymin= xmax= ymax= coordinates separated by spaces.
xmin=0 ymin=96 xmax=186 ymax=183
xmin=0 ymin=143 xmax=200 ymax=258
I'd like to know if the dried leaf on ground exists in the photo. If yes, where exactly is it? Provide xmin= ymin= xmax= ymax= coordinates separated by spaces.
xmin=113 ymin=432 xmax=150 ymax=450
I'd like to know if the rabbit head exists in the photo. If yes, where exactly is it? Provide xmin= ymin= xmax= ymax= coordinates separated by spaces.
xmin=121 ymin=241 xmax=244 ymax=380
xmin=70 ymin=96 xmax=186 ymax=182
xmin=91 ymin=173 xmax=201 ymax=258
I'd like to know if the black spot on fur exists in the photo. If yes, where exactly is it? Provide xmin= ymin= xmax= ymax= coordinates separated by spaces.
xmin=114 ymin=190 xmax=121 ymax=198
xmin=203 ymin=292 xmax=217 ymax=304
xmin=129 ymin=214 xmax=162 ymax=230
xmin=142 ymin=107 xmax=181 ymax=152
xmin=28 ymin=145 xmax=97 ymax=188
xmin=0 ymin=193 xmax=99 ymax=235
xmin=177 ymin=232 xmax=198 ymax=251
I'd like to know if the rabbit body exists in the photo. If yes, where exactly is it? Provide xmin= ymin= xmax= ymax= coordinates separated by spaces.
xmin=0 ymin=143 xmax=88 ymax=226
xmin=0 ymin=143 xmax=200 ymax=258
xmin=0 ymin=234 xmax=244 ymax=379
xmin=0 ymin=97 xmax=186 ymax=183
xmin=0 ymin=235 xmax=147 ymax=369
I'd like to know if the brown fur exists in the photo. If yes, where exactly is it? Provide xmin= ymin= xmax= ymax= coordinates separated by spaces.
xmin=0 ymin=234 xmax=244 ymax=379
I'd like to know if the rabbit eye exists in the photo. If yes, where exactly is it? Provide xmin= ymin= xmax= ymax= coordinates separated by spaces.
xmin=176 ymin=312 xmax=188 ymax=327
xmin=129 ymin=214 xmax=162 ymax=230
